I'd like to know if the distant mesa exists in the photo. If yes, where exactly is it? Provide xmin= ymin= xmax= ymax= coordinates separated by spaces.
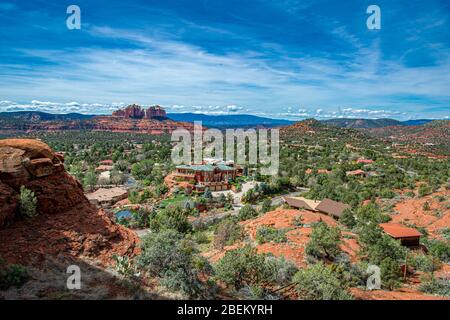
xmin=112 ymin=104 xmax=167 ymax=120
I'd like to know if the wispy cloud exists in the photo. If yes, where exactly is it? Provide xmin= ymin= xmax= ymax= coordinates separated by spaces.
xmin=0 ymin=0 xmax=449 ymax=120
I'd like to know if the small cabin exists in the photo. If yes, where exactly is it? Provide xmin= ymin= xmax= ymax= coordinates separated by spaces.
xmin=379 ymin=223 xmax=422 ymax=248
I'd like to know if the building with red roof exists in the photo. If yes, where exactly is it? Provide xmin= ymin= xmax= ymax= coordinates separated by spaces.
xmin=379 ymin=223 xmax=422 ymax=247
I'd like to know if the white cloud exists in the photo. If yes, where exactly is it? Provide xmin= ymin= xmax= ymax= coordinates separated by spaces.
xmin=0 ymin=26 xmax=449 ymax=119
xmin=0 ymin=100 xmax=126 ymax=114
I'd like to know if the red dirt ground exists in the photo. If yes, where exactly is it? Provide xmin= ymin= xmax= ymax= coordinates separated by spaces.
xmin=205 ymin=208 xmax=448 ymax=300
xmin=205 ymin=209 xmax=360 ymax=268
xmin=391 ymin=190 xmax=449 ymax=239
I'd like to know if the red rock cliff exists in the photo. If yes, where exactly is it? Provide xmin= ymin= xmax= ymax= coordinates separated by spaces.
xmin=0 ymin=139 xmax=139 ymax=265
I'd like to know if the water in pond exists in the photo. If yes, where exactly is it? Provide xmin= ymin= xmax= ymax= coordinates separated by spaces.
xmin=116 ymin=210 xmax=132 ymax=220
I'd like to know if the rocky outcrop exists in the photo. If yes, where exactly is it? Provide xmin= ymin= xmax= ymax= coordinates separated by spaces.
xmin=0 ymin=115 xmax=193 ymax=135
xmin=0 ymin=139 xmax=87 ymax=215
xmin=112 ymin=104 xmax=146 ymax=118
xmin=0 ymin=139 xmax=139 ymax=265
xmin=112 ymin=104 xmax=167 ymax=119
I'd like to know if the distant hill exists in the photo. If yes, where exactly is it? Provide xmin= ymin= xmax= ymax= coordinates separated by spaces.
xmin=167 ymin=113 xmax=293 ymax=128
xmin=280 ymin=118 xmax=369 ymax=144
xmin=322 ymin=118 xmax=401 ymax=129
xmin=366 ymin=120 xmax=450 ymax=156
xmin=401 ymin=119 xmax=434 ymax=126
xmin=322 ymin=118 xmax=435 ymax=129
xmin=0 ymin=111 xmax=95 ymax=121
xmin=0 ymin=110 xmax=194 ymax=135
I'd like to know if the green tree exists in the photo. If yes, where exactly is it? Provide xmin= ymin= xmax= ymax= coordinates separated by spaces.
xmin=137 ymin=230 xmax=212 ymax=297
xmin=83 ymin=170 xmax=97 ymax=191
xmin=214 ymin=245 xmax=286 ymax=290
xmin=237 ymin=205 xmax=258 ymax=221
xmin=293 ymin=263 xmax=353 ymax=300
xmin=0 ymin=258 xmax=29 ymax=290
xmin=213 ymin=219 xmax=244 ymax=250
xmin=19 ymin=186 xmax=38 ymax=218
xmin=340 ymin=208 xmax=356 ymax=228
xmin=305 ymin=221 xmax=342 ymax=261
xmin=110 ymin=170 xmax=125 ymax=186
xmin=150 ymin=206 xmax=192 ymax=234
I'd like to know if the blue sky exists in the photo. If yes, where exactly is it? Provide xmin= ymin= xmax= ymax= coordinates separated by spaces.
xmin=0 ymin=0 xmax=449 ymax=120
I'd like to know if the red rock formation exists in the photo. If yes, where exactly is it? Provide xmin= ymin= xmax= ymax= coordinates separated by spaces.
xmin=0 ymin=105 xmax=193 ymax=135
xmin=0 ymin=139 xmax=139 ymax=266
xmin=112 ymin=104 xmax=145 ymax=119
xmin=145 ymin=105 xmax=167 ymax=119
xmin=112 ymin=104 xmax=167 ymax=119
xmin=0 ymin=139 xmax=86 ymax=215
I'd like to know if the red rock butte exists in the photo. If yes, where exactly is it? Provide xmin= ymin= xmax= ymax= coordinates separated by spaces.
xmin=112 ymin=104 xmax=167 ymax=119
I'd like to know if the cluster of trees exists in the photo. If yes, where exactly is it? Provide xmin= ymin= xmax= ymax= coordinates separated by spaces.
xmin=241 ymin=178 xmax=293 ymax=204
xmin=277 ymin=127 xmax=449 ymax=208
xmin=214 ymin=245 xmax=298 ymax=298
xmin=138 ymin=229 xmax=213 ymax=297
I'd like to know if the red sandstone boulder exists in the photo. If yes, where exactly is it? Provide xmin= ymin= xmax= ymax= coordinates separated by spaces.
xmin=0 ymin=139 xmax=88 ymax=216
xmin=0 ymin=138 xmax=140 ymax=266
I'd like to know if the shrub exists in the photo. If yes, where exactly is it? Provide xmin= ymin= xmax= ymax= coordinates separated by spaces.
xmin=418 ymin=184 xmax=432 ymax=197
xmin=419 ymin=274 xmax=450 ymax=297
xmin=214 ymin=245 xmax=277 ymax=290
xmin=305 ymin=222 xmax=342 ymax=261
xmin=340 ymin=208 xmax=356 ymax=228
xmin=19 ymin=186 xmax=38 ymax=218
xmin=0 ymin=258 xmax=29 ymax=290
xmin=137 ymin=230 xmax=211 ymax=297
xmin=128 ymin=190 xmax=141 ymax=204
xmin=409 ymin=254 xmax=440 ymax=272
xmin=149 ymin=206 xmax=192 ymax=234
xmin=193 ymin=231 xmax=210 ymax=244
xmin=439 ymin=227 xmax=450 ymax=241
xmin=260 ymin=198 xmax=272 ymax=214
xmin=154 ymin=184 xmax=168 ymax=197
xmin=213 ymin=219 xmax=244 ymax=250
xmin=422 ymin=238 xmax=450 ymax=263
xmin=293 ymin=263 xmax=353 ymax=300
xmin=255 ymin=226 xmax=287 ymax=244
xmin=237 ymin=205 xmax=258 ymax=221
xmin=292 ymin=215 xmax=304 ymax=227
xmin=112 ymin=255 xmax=135 ymax=277
xmin=264 ymin=256 xmax=298 ymax=286
xmin=380 ymin=257 xmax=403 ymax=290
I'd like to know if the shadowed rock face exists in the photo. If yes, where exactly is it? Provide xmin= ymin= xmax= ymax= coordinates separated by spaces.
xmin=0 ymin=182 xmax=17 ymax=227
xmin=0 ymin=138 xmax=140 ymax=266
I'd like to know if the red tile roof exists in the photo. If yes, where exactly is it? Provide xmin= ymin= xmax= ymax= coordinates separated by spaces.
xmin=379 ymin=223 xmax=422 ymax=239
xmin=357 ymin=159 xmax=374 ymax=164
xmin=346 ymin=169 xmax=366 ymax=176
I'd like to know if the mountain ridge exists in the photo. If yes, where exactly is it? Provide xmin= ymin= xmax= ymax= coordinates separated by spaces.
xmin=0 ymin=110 xmax=440 ymax=129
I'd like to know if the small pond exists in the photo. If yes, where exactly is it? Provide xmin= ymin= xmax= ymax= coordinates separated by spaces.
xmin=116 ymin=210 xmax=133 ymax=220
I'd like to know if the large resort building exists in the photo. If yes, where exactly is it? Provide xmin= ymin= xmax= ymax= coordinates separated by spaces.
xmin=173 ymin=160 xmax=242 ymax=192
